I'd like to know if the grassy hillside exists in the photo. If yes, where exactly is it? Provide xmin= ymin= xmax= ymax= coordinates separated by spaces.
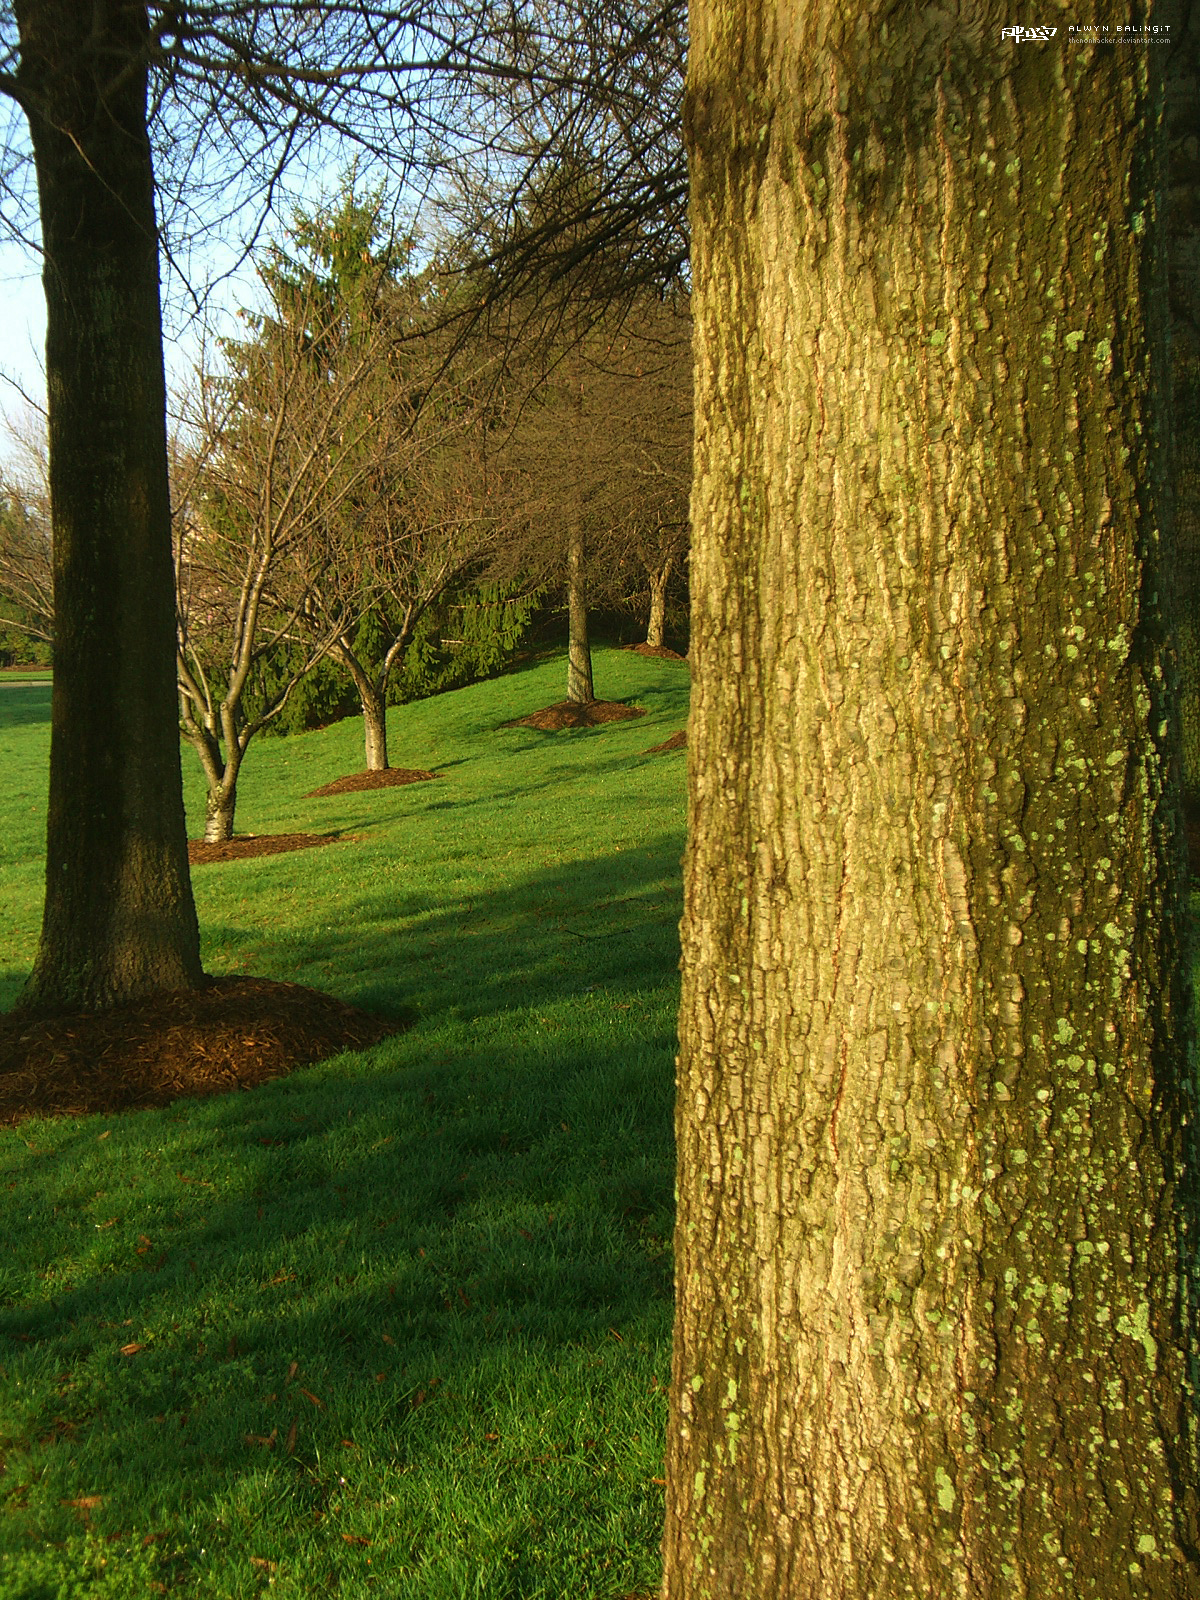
xmin=0 ymin=648 xmax=689 ymax=1599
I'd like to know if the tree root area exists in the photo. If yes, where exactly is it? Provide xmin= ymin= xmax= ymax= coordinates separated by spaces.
xmin=622 ymin=642 xmax=688 ymax=662
xmin=646 ymin=729 xmax=687 ymax=753
xmin=503 ymin=700 xmax=647 ymax=730
xmin=305 ymin=768 xmax=440 ymax=798
xmin=0 ymin=977 xmax=406 ymax=1128
xmin=189 ymin=832 xmax=338 ymax=865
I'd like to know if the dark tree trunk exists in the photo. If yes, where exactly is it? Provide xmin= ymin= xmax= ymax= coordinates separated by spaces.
xmin=14 ymin=0 xmax=203 ymax=1011
xmin=666 ymin=6 xmax=1200 ymax=1596
xmin=646 ymin=555 xmax=673 ymax=648
xmin=566 ymin=513 xmax=594 ymax=703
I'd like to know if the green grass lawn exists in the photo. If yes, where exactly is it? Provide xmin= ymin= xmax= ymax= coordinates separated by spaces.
xmin=0 ymin=648 xmax=689 ymax=1599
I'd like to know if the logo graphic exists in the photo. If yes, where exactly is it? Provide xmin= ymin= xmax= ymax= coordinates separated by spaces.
xmin=1002 ymin=24 xmax=1057 ymax=39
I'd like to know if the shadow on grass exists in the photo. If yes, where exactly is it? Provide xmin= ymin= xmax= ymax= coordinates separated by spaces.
xmin=198 ymin=833 xmax=686 ymax=1028
xmin=0 ymin=683 xmax=52 ymax=730
xmin=0 ymin=839 xmax=680 ymax=1594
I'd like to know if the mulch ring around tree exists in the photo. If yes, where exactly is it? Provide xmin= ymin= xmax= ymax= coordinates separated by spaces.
xmin=189 ymin=832 xmax=339 ymax=865
xmin=501 ymin=700 xmax=647 ymax=731
xmin=622 ymin=642 xmax=688 ymax=662
xmin=305 ymin=767 xmax=441 ymax=798
xmin=646 ymin=729 xmax=687 ymax=754
xmin=0 ymin=977 xmax=408 ymax=1129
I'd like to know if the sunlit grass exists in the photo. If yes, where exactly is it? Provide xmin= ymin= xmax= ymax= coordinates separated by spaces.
xmin=0 ymin=647 xmax=688 ymax=1598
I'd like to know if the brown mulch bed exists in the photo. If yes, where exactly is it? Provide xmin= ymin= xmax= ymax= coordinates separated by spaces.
xmin=189 ymin=833 xmax=337 ymax=866
xmin=623 ymin=642 xmax=688 ymax=662
xmin=0 ymin=977 xmax=407 ymax=1128
xmin=646 ymin=729 xmax=687 ymax=753
xmin=502 ymin=700 xmax=647 ymax=731
xmin=306 ymin=767 xmax=440 ymax=798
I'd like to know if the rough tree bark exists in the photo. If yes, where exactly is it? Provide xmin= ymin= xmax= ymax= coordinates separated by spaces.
xmin=1167 ymin=3 xmax=1200 ymax=826
xmin=13 ymin=0 xmax=203 ymax=1010
xmin=665 ymin=7 xmax=1200 ymax=1598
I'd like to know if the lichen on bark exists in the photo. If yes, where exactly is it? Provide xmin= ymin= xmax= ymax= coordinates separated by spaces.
xmin=666 ymin=6 xmax=1200 ymax=1597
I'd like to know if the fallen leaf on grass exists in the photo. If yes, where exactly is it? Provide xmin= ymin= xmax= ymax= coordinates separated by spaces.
xmin=245 ymin=1430 xmax=278 ymax=1449
xmin=250 ymin=1557 xmax=277 ymax=1572
xmin=119 ymin=1342 xmax=148 ymax=1357
xmin=95 ymin=1218 xmax=118 ymax=1230
xmin=61 ymin=1495 xmax=102 ymax=1524
xmin=651 ymin=1476 xmax=666 ymax=1486
xmin=380 ymin=1333 xmax=394 ymax=1345
xmin=142 ymin=1532 xmax=169 ymax=1547
xmin=341 ymin=1534 xmax=371 ymax=1546
xmin=285 ymin=1420 xmax=298 ymax=1456
xmin=298 ymin=1387 xmax=325 ymax=1410
xmin=340 ymin=1439 xmax=357 ymax=1449
xmin=97 ymin=1131 xmax=110 ymax=1141
xmin=136 ymin=1235 xmax=153 ymax=1254
xmin=285 ymin=1360 xmax=299 ymax=1383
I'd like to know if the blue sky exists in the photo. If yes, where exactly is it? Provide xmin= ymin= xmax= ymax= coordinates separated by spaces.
xmin=0 ymin=240 xmax=46 ymax=422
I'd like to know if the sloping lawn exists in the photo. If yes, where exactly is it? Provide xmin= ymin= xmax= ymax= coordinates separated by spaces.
xmin=0 ymin=647 xmax=689 ymax=1599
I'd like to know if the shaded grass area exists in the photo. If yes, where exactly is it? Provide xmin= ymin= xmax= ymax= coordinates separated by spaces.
xmin=0 ymin=649 xmax=687 ymax=1599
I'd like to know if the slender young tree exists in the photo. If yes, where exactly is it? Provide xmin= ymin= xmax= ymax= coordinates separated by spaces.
xmin=666 ymin=7 xmax=1200 ymax=1597
xmin=175 ymin=262 xmax=397 ymax=839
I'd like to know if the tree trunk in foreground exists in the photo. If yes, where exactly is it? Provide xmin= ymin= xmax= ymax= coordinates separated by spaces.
xmin=15 ymin=0 xmax=203 ymax=1011
xmin=566 ymin=513 xmax=595 ymax=702
xmin=665 ymin=9 xmax=1200 ymax=1598
xmin=1167 ymin=6 xmax=1200 ymax=826
xmin=646 ymin=556 xmax=673 ymax=649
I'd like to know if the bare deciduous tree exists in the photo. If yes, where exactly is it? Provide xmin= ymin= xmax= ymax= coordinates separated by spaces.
xmin=175 ymin=265 xmax=399 ymax=840
xmin=486 ymin=290 xmax=691 ymax=694
xmin=0 ymin=416 xmax=52 ymax=649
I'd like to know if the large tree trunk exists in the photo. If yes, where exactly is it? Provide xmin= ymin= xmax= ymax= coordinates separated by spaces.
xmin=665 ymin=10 xmax=1200 ymax=1599
xmin=1167 ymin=7 xmax=1200 ymax=840
xmin=14 ymin=0 xmax=203 ymax=1012
xmin=566 ymin=513 xmax=594 ymax=703
xmin=646 ymin=555 xmax=673 ymax=648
